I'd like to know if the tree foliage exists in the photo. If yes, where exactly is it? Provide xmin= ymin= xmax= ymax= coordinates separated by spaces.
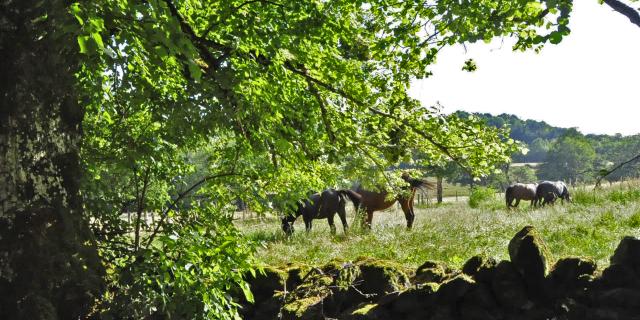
xmin=538 ymin=130 xmax=597 ymax=183
xmin=1 ymin=0 xmax=592 ymax=318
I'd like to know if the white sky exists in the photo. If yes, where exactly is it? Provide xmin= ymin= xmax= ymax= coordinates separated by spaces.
xmin=409 ymin=0 xmax=640 ymax=136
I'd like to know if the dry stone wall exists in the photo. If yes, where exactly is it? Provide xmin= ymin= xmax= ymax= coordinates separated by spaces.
xmin=238 ymin=226 xmax=640 ymax=320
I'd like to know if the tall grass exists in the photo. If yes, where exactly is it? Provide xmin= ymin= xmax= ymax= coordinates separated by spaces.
xmin=236 ymin=183 xmax=640 ymax=270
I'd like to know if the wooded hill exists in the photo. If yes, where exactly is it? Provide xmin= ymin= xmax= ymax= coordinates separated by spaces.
xmin=455 ymin=111 xmax=640 ymax=183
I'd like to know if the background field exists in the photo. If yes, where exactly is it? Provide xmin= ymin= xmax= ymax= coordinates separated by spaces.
xmin=236 ymin=182 xmax=640 ymax=270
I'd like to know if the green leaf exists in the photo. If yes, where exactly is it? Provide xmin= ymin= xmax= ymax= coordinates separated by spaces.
xmin=240 ymin=281 xmax=254 ymax=303
xmin=77 ymin=35 xmax=89 ymax=53
xmin=91 ymin=32 xmax=104 ymax=50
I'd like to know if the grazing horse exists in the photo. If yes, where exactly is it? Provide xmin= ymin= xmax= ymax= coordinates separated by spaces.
xmin=281 ymin=189 xmax=361 ymax=235
xmin=505 ymin=183 xmax=537 ymax=208
xmin=349 ymin=173 xmax=434 ymax=229
xmin=535 ymin=181 xmax=571 ymax=207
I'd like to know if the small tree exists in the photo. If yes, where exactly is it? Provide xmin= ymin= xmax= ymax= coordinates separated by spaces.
xmin=538 ymin=130 xmax=596 ymax=184
xmin=509 ymin=166 xmax=538 ymax=184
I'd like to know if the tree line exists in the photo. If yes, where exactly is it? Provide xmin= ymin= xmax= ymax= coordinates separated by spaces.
xmin=442 ymin=112 xmax=640 ymax=189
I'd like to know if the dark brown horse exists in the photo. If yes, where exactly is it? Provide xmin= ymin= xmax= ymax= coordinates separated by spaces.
xmin=281 ymin=189 xmax=361 ymax=234
xmin=505 ymin=183 xmax=537 ymax=208
xmin=349 ymin=173 xmax=434 ymax=229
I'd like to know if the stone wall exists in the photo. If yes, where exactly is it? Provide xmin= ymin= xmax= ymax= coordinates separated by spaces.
xmin=239 ymin=226 xmax=640 ymax=320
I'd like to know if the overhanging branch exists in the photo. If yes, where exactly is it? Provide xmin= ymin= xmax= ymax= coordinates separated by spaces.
xmin=595 ymin=152 xmax=640 ymax=187
xmin=603 ymin=0 xmax=640 ymax=28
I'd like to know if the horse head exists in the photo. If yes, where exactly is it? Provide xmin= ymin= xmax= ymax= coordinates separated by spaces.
xmin=281 ymin=200 xmax=305 ymax=234
xmin=281 ymin=217 xmax=295 ymax=235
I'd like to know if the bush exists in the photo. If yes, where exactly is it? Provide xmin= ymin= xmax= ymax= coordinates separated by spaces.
xmin=468 ymin=186 xmax=497 ymax=208
xmin=98 ymin=206 xmax=256 ymax=320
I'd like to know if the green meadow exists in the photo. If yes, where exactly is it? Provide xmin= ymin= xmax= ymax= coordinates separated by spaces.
xmin=237 ymin=182 xmax=640 ymax=270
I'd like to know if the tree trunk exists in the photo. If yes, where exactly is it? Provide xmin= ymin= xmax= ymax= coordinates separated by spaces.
xmin=437 ymin=176 xmax=443 ymax=204
xmin=0 ymin=1 xmax=104 ymax=319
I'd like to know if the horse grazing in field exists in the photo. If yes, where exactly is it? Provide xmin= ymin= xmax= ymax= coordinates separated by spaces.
xmin=534 ymin=180 xmax=571 ymax=207
xmin=281 ymin=189 xmax=362 ymax=235
xmin=349 ymin=173 xmax=434 ymax=229
xmin=505 ymin=183 xmax=537 ymax=208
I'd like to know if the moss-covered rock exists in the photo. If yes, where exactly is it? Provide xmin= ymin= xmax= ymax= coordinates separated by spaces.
xmin=548 ymin=257 xmax=596 ymax=298
xmin=508 ymin=226 xmax=551 ymax=298
xmin=610 ymin=236 xmax=640 ymax=275
xmin=285 ymin=263 xmax=311 ymax=292
xmin=599 ymin=263 xmax=640 ymax=289
xmin=281 ymin=295 xmax=325 ymax=320
xmin=247 ymin=267 xmax=288 ymax=301
xmin=461 ymin=282 xmax=500 ymax=317
xmin=414 ymin=260 xmax=456 ymax=284
xmin=281 ymin=268 xmax=333 ymax=320
xmin=437 ymin=275 xmax=475 ymax=304
xmin=354 ymin=257 xmax=410 ymax=296
xmin=239 ymin=266 xmax=288 ymax=320
xmin=384 ymin=283 xmax=438 ymax=318
xmin=326 ymin=261 xmax=365 ymax=315
xmin=462 ymin=254 xmax=498 ymax=284
xmin=491 ymin=261 xmax=532 ymax=312
xmin=596 ymin=288 xmax=640 ymax=309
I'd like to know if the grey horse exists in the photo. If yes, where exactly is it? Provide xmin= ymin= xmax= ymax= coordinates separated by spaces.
xmin=534 ymin=181 xmax=570 ymax=207
xmin=505 ymin=183 xmax=538 ymax=208
xmin=281 ymin=189 xmax=361 ymax=234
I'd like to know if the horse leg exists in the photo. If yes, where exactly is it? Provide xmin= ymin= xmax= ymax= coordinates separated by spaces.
xmin=400 ymin=199 xmax=414 ymax=229
xmin=514 ymin=198 xmax=520 ymax=208
xmin=303 ymin=216 xmax=312 ymax=232
xmin=327 ymin=215 xmax=336 ymax=234
xmin=364 ymin=210 xmax=374 ymax=229
xmin=338 ymin=206 xmax=349 ymax=234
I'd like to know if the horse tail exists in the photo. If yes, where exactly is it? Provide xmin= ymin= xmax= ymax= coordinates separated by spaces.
xmin=505 ymin=186 xmax=513 ymax=207
xmin=404 ymin=176 xmax=436 ymax=190
xmin=337 ymin=189 xmax=362 ymax=208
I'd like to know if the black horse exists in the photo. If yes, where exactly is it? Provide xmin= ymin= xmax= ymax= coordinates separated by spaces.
xmin=281 ymin=189 xmax=361 ymax=234
xmin=534 ymin=181 xmax=570 ymax=207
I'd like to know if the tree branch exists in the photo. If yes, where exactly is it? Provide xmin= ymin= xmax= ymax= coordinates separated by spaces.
xmin=595 ymin=152 xmax=640 ymax=187
xmin=603 ymin=0 xmax=640 ymax=28
xmin=282 ymin=60 xmax=473 ymax=174
xmin=144 ymin=171 xmax=238 ymax=248
xmin=305 ymin=77 xmax=336 ymax=143
xmin=161 ymin=0 xmax=230 ymax=69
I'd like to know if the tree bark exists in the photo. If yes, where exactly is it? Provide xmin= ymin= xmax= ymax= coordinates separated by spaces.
xmin=436 ymin=176 xmax=443 ymax=204
xmin=0 ymin=1 xmax=104 ymax=319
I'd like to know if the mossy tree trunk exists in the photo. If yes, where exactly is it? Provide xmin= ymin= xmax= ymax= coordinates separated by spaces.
xmin=436 ymin=176 xmax=443 ymax=204
xmin=0 ymin=1 xmax=103 ymax=319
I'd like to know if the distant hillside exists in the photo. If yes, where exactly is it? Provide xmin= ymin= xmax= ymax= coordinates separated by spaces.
xmin=453 ymin=111 xmax=640 ymax=182
xmin=454 ymin=111 xmax=572 ymax=162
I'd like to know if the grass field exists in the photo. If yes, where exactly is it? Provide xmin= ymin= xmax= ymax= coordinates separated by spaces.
xmin=236 ymin=181 xmax=640 ymax=271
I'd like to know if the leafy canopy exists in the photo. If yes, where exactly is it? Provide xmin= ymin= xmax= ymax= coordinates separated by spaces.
xmin=71 ymin=0 xmax=574 ymax=318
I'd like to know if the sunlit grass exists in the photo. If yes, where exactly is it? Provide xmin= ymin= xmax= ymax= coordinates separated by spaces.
xmin=236 ymin=182 xmax=640 ymax=270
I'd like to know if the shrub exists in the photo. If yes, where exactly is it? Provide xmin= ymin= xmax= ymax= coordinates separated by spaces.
xmin=98 ymin=206 xmax=256 ymax=320
xmin=468 ymin=186 xmax=497 ymax=208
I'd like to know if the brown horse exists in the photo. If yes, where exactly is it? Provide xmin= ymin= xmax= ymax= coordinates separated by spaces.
xmin=505 ymin=183 xmax=537 ymax=208
xmin=349 ymin=173 xmax=434 ymax=229
xmin=281 ymin=189 xmax=361 ymax=234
